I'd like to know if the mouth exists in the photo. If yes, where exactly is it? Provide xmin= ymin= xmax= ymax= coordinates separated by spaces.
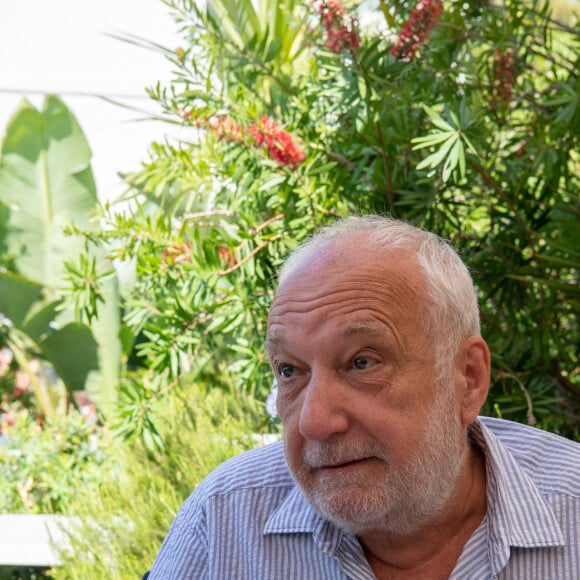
xmin=318 ymin=457 xmax=372 ymax=470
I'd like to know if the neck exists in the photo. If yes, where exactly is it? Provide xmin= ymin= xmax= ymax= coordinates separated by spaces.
xmin=358 ymin=442 xmax=487 ymax=577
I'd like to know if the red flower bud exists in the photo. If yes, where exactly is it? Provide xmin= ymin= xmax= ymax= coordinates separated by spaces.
xmin=313 ymin=0 xmax=360 ymax=53
xmin=390 ymin=0 xmax=443 ymax=61
xmin=249 ymin=116 xmax=307 ymax=168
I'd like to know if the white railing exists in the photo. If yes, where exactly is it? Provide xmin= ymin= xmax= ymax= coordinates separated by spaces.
xmin=0 ymin=514 xmax=72 ymax=566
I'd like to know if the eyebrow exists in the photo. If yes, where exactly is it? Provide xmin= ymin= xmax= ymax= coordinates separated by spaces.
xmin=265 ymin=321 xmax=389 ymax=351
xmin=265 ymin=333 xmax=286 ymax=352
xmin=343 ymin=322 xmax=387 ymax=336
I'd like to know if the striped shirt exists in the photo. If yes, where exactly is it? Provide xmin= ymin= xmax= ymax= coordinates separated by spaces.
xmin=149 ymin=417 xmax=580 ymax=579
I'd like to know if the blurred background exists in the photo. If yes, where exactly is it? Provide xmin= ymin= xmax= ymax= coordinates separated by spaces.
xmin=0 ymin=0 xmax=578 ymax=577
xmin=0 ymin=0 xmax=180 ymax=202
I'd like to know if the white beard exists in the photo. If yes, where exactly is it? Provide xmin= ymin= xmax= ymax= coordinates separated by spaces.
xmin=290 ymin=379 xmax=466 ymax=536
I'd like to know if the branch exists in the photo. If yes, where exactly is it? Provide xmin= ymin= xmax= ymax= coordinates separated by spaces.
xmin=181 ymin=209 xmax=236 ymax=220
xmin=251 ymin=213 xmax=285 ymax=236
xmin=496 ymin=370 xmax=537 ymax=426
xmin=548 ymin=17 xmax=580 ymax=37
xmin=527 ymin=43 xmax=577 ymax=76
xmin=216 ymin=234 xmax=285 ymax=276
xmin=375 ymin=121 xmax=394 ymax=207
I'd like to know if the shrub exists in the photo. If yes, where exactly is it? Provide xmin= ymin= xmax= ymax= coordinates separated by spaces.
xmin=0 ymin=404 xmax=112 ymax=515
xmin=70 ymin=0 xmax=579 ymax=441
xmin=50 ymin=383 xmax=273 ymax=579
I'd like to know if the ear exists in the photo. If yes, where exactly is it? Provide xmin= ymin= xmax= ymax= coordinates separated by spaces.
xmin=457 ymin=336 xmax=490 ymax=426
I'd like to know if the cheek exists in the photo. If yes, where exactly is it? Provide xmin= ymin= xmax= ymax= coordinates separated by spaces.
xmin=282 ymin=421 xmax=307 ymax=475
xmin=276 ymin=388 xmax=303 ymax=423
xmin=365 ymin=411 xmax=428 ymax=459
xmin=278 ymin=396 xmax=306 ymax=452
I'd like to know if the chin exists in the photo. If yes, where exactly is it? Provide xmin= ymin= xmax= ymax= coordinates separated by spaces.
xmin=296 ymin=460 xmax=459 ymax=536
xmin=303 ymin=478 xmax=397 ymax=534
xmin=309 ymin=489 xmax=445 ymax=536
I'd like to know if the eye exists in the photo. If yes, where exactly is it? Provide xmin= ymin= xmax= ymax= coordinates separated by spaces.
xmin=278 ymin=363 xmax=295 ymax=378
xmin=352 ymin=356 xmax=377 ymax=370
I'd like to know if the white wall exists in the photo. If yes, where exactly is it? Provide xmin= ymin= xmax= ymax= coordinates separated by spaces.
xmin=0 ymin=0 xmax=182 ymax=202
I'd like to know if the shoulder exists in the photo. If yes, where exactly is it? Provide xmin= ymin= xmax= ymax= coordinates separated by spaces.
xmin=166 ymin=441 xmax=292 ymax=534
xmin=149 ymin=442 xmax=296 ymax=578
xmin=478 ymin=416 xmax=580 ymax=456
xmin=478 ymin=416 xmax=580 ymax=495
xmin=191 ymin=440 xmax=292 ymax=501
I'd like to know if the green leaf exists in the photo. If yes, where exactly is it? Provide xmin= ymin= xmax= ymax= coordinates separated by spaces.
xmin=458 ymin=139 xmax=466 ymax=178
xmin=422 ymin=105 xmax=455 ymax=132
xmin=258 ymin=174 xmax=287 ymax=192
xmin=411 ymin=131 xmax=457 ymax=149
xmin=379 ymin=0 xmax=395 ymax=27
xmin=0 ymin=95 xmax=97 ymax=288
xmin=358 ymin=76 xmax=367 ymax=100
xmin=416 ymin=135 xmax=458 ymax=170
xmin=305 ymin=161 xmax=338 ymax=176
xmin=41 ymin=322 xmax=100 ymax=392
xmin=442 ymin=139 xmax=462 ymax=182
xmin=0 ymin=271 xmax=43 ymax=328
xmin=0 ymin=96 xmax=122 ymax=417
xmin=22 ymin=299 xmax=61 ymax=343
xmin=87 ymin=268 xmax=122 ymax=417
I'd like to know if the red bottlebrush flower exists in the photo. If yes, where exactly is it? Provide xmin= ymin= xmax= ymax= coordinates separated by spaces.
xmin=390 ymin=0 xmax=443 ymax=61
xmin=178 ymin=112 xmax=306 ymax=168
xmin=217 ymin=246 xmax=236 ymax=267
xmin=207 ymin=115 xmax=244 ymax=143
xmin=314 ymin=0 xmax=360 ymax=54
xmin=492 ymin=48 xmax=514 ymax=109
xmin=162 ymin=241 xmax=193 ymax=266
xmin=174 ymin=105 xmax=193 ymax=122
xmin=176 ymin=110 xmax=245 ymax=143
xmin=249 ymin=116 xmax=307 ymax=168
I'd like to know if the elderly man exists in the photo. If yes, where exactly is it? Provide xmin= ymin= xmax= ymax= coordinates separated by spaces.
xmin=149 ymin=216 xmax=580 ymax=579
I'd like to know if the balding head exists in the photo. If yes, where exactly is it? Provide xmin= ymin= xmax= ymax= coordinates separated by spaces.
xmin=276 ymin=216 xmax=480 ymax=378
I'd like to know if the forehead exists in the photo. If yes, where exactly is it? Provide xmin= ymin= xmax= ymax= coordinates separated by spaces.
xmin=267 ymin=235 xmax=429 ymax=342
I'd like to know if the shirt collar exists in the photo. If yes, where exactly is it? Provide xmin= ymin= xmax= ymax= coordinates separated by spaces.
xmin=471 ymin=418 xmax=565 ymax=573
xmin=263 ymin=478 xmax=345 ymax=555
xmin=263 ymin=419 xmax=566 ymax=561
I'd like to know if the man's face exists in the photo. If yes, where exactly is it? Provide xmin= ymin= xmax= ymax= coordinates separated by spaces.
xmin=267 ymin=238 xmax=467 ymax=535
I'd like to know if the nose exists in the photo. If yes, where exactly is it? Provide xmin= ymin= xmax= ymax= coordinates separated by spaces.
xmin=298 ymin=370 xmax=350 ymax=441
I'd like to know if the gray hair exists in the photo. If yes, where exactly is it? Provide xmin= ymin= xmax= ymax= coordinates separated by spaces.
xmin=279 ymin=215 xmax=481 ymax=379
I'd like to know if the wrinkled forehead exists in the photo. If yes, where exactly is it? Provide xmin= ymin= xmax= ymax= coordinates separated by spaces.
xmin=278 ymin=230 xmax=422 ymax=283
xmin=268 ymin=235 xmax=428 ymax=324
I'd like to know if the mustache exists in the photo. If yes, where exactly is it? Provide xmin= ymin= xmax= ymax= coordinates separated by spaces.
xmin=302 ymin=439 xmax=389 ymax=468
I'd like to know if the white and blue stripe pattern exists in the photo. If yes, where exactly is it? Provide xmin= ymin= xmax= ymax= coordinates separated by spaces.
xmin=149 ymin=417 xmax=580 ymax=579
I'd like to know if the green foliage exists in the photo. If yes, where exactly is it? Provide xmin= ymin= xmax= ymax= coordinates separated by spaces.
xmin=50 ymin=383 xmax=270 ymax=579
xmin=0 ymin=96 xmax=122 ymax=418
xmin=0 ymin=96 xmax=97 ymax=287
xmin=0 ymin=405 xmax=112 ymax=514
xmin=63 ymin=0 xmax=579 ymax=440
xmin=0 ymin=566 xmax=49 ymax=579
xmin=0 ymin=272 xmax=102 ymax=419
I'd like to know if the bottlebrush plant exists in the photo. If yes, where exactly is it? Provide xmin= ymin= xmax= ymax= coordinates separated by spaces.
xmin=68 ymin=0 xmax=579 ymax=445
